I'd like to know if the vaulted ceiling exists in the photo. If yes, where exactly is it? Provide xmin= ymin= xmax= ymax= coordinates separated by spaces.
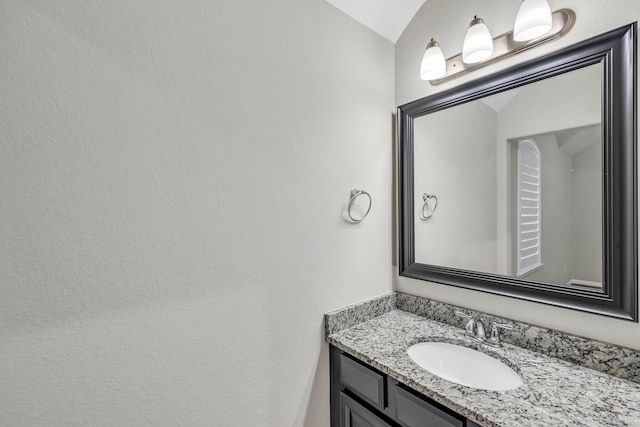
xmin=323 ymin=0 xmax=427 ymax=42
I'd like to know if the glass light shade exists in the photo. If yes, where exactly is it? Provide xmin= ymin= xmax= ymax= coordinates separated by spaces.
xmin=513 ymin=0 xmax=552 ymax=41
xmin=420 ymin=39 xmax=446 ymax=80
xmin=462 ymin=17 xmax=494 ymax=64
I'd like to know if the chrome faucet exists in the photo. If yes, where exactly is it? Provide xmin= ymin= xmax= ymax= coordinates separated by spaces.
xmin=455 ymin=311 xmax=485 ymax=341
xmin=456 ymin=311 xmax=474 ymax=335
xmin=455 ymin=311 xmax=513 ymax=347
xmin=486 ymin=322 xmax=514 ymax=347
xmin=473 ymin=318 xmax=487 ymax=340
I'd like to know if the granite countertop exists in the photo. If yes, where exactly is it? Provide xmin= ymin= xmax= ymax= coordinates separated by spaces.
xmin=327 ymin=309 xmax=640 ymax=427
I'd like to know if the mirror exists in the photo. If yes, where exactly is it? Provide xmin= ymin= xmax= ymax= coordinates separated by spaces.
xmin=414 ymin=64 xmax=603 ymax=288
xmin=397 ymin=24 xmax=637 ymax=321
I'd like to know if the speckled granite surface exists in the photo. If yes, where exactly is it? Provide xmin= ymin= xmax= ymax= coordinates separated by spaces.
xmin=324 ymin=293 xmax=396 ymax=337
xmin=396 ymin=293 xmax=640 ymax=384
xmin=327 ymin=310 xmax=640 ymax=427
xmin=326 ymin=292 xmax=640 ymax=384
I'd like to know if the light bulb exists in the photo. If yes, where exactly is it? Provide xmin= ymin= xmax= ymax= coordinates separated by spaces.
xmin=514 ymin=0 xmax=552 ymax=41
xmin=420 ymin=39 xmax=447 ymax=80
xmin=462 ymin=16 xmax=494 ymax=64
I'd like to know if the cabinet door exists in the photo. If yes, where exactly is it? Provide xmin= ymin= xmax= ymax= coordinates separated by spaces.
xmin=339 ymin=354 xmax=386 ymax=410
xmin=394 ymin=385 xmax=464 ymax=427
xmin=340 ymin=392 xmax=393 ymax=427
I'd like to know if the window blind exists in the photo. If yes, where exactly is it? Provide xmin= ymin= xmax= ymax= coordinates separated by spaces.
xmin=517 ymin=139 xmax=542 ymax=277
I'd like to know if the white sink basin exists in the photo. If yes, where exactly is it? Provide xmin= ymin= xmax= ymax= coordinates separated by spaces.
xmin=407 ymin=342 xmax=523 ymax=391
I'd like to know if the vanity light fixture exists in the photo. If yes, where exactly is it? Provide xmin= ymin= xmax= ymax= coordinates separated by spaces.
xmin=420 ymin=39 xmax=447 ymax=80
xmin=420 ymin=7 xmax=575 ymax=85
xmin=514 ymin=0 xmax=553 ymax=41
xmin=462 ymin=16 xmax=494 ymax=64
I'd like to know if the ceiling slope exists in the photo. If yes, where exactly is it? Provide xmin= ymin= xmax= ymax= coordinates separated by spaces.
xmin=324 ymin=0 xmax=427 ymax=43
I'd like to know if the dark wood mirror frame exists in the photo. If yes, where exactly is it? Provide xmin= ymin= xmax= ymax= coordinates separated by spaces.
xmin=397 ymin=23 xmax=637 ymax=321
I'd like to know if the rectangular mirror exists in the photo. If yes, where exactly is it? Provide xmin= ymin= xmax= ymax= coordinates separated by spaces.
xmin=398 ymin=24 xmax=637 ymax=320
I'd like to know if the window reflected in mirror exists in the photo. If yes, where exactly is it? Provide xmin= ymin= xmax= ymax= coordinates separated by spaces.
xmin=510 ymin=125 xmax=602 ymax=288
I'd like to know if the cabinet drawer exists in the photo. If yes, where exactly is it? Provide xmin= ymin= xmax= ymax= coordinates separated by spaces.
xmin=340 ymin=392 xmax=393 ymax=427
xmin=339 ymin=354 xmax=386 ymax=410
xmin=394 ymin=385 xmax=464 ymax=427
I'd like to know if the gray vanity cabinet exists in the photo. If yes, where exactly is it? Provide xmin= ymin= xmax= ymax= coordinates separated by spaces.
xmin=340 ymin=392 xmax=393 ymax=427
xmin=330 ymin=345 xmax=482 ymax=427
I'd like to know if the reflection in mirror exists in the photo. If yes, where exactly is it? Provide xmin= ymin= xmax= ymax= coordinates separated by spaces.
xmin=413 ymin=64 xmax=602 ymax=288
xmin=510 ymin=125 xmax=602 ymax=288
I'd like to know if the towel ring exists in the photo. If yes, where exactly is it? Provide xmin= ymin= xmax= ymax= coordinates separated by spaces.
xmin=420 ymin=193 xmax=438 ymax=219
xmin=348 ymin=189 xmax=372 ymax=222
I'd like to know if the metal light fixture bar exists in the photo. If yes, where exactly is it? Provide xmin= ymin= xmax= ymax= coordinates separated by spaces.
xmin=430 ymin=8 xmax=575 ymax=85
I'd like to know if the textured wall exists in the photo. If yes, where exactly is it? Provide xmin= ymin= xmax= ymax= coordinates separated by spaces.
xmin=414 ymin=101 xmax=497 ymax=272
xmin=395 ymin=0 xmax=640 ymax=350
xmin=0 ymin=0 xmax=394 ymax=425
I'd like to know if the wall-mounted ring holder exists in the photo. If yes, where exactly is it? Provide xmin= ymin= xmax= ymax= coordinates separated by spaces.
xmin=420 ymin=193 xmax=438 ymax=219
xmin=348 ymin=189 xmax=372 ymax=223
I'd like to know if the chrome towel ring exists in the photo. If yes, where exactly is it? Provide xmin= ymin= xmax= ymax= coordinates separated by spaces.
xmin=420 ymin=193 xmax=438 ymax=219
xmin=348 ymin=189 xmax=372 ymax=222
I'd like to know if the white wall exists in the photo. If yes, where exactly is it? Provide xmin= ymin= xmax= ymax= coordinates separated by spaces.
xmin=396 ymin=0 xmax=640 ymax=350
xmin=0 ymin=1 xmax=394 ymax=425
xmin=414 ymin=101 xmax=497 ymax=272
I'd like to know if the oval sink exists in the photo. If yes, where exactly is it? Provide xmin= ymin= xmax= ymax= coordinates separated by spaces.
xmin=407 ymin=342 xmax=523 ymax=391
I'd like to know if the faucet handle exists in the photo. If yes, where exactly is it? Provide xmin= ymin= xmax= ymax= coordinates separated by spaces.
xmin=455 ymin=311 xmax=475 ymax=336
xmin=455 ymin=311 xmax=473 ymax=319
xmin=486 ymin=322 xmax=513 ymax=347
